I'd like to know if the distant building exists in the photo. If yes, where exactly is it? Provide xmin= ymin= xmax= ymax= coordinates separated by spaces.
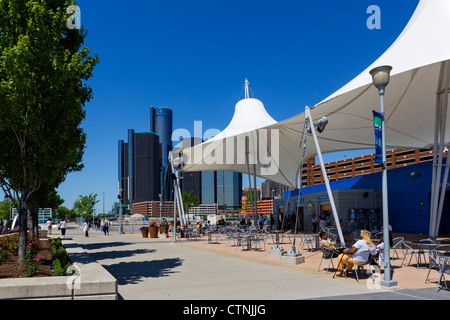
xmin=201 ymin=171 xmax=217 ymax=204
xmin=261 ymin=180 xmax=293 ymax=199
xmin=118 ymin=130 xmax=160 ymax=205
xmin=118 ymin=107 xmax=174 ymax=206
xmin=150 ymin=107 xmax=173 ymax=201
xmin=216 ymin=171 xmax=242 ymax=211
xmin=180 ymin=138 xmax=203 ymax=203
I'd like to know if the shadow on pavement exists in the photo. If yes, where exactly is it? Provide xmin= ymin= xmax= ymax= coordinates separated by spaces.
xmin=103 ymin=258 xmax=183 ymax=285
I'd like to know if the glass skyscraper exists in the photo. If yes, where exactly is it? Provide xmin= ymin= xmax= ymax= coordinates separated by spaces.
xmin=216 ymin=171 xmax=243 ymax=211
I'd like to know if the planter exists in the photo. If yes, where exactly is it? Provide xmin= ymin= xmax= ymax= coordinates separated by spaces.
xmin=149 ymin=226 xmax=158 ymax=238
xmin=141 ymin=229 xmax=149 ymax=238
xmin=159 ymin=226 xmax=169 ymax=235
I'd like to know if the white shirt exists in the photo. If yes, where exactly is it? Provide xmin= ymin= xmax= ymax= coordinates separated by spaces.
xmin=352 ymin=240 xmax=377 ymax=263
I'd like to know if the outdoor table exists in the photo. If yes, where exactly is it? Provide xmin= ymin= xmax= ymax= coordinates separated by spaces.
xmin=410 ymin=241 xmax=441 ymax=267
xmin=271 ymin=230 xmax=284 ymax=245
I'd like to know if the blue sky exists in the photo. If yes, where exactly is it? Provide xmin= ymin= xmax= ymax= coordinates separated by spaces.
xmin=55 ymin=0 xmax=419 ymax=213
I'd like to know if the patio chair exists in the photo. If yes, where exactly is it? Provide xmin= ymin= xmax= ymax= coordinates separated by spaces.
xmin=392 ymin=237 xmax=404 ymax=259
xmin=426 ymin=249 xmax=441 ymax=284
xmin=251 ymin=234 xmax=264 ymax=251
xmin=436 ymin=253 xmax=450 ymax=292
xmin=318 ymin=246 xmax=338 ymax=273
xmin=342 ymin=251 xmax=375 ymax=283
xmin=281 ymin=230 xmax=292 ymax=244
xmin=402 ymin=241 xmax=424 ymax=268
xmin=300 ymin=234 xmax=315 ymax=252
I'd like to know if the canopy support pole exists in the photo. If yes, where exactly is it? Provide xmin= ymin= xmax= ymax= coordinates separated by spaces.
xmin=168 ymin=152 xmax=186 ymax=230
xmin=246 ymin=146 xmax=256 ymax=225
xmin=305 ymin=106 xmax=345 ymax=246
xmin=253 ymin=164 xmax=259 ymax=226
xmin=430 ymin=60 xmax=450 ymax=240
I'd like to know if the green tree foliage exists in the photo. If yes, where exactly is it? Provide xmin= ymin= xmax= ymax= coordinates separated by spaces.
xmin=73 ymin=193 xmax=99 ymax=218
xmin=0 ymin=0 xmax=99 ymax=263
xmin=182 ymin=191 xmax=200 ymax=213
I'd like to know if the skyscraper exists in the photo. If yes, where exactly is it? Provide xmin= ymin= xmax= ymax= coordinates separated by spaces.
xmin=216 ymin=171 xmax=243 ymax=211
xmin=180 ymin=138 xmax=203 ymax=202
xmin=118 ymin=131 xmax=160 ymax=205
xmin=150 ymin=107 xmax=173 ymax=201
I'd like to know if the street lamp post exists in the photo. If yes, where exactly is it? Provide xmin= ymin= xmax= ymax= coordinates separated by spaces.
xmin=369 ymin=65 xmax=397 ymax=287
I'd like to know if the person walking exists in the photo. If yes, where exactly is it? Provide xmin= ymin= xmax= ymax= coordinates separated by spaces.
xmin=82 ymin=218 xmax=90 ymax=237
xmin=46 ymin=218 xmax=53 ymax=235
xmin=59 ymin=218 xmax=67 ymax=237
xmin=311 ymin=214 xmax=318 ymax=233
xmin=103 ymin=219 xmax=109 ymax=235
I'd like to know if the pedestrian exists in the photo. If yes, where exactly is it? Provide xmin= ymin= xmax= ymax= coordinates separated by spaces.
xmin=59 ymin=218 xmax=67 ymax=237
xmin=46 ymin=218 xmax=53 ymax=235
xmin=311 ymin=214 xmax=318 ymax=233
xmin=82 ymin=218 xmax=90 ymax=237
xmin=103 ymin=219 xmax=109 ymax=235
xmin=319 ymin=211 xmax=327 ymax=231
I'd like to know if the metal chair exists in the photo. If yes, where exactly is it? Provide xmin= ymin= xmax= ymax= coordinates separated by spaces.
xmin=426 ymin=249 xmax=441 ymax=284
xmin=300 ymin=234 xmax=315 ymax=252
xmin=436 ymin=253 xmax=450 ymax=292
xmin=402 ymin=241 xmax=423 ymax=268
xmin=281 ymin=230 xmax=292 ymax=244
xmin=251 ymin=234 xmax=264 ymax=251
xmin=318 ymin=246 xmax=338 ymax=273
xmin=342 ymin=250 xmax=375 ymax=283
xmin=392 ymin=237 xmax=404 ymax=259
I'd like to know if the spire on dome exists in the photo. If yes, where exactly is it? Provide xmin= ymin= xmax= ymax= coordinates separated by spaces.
xmin=244 ymin=79 xmax=250 ymax=99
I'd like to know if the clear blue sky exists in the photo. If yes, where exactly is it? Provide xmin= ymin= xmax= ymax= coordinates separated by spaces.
xmin=55 ymin=0 xmax=419 ymax=213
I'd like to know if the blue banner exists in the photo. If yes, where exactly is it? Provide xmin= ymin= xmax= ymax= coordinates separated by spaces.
xmin=373 ymin=110 xmax=383 ymax=164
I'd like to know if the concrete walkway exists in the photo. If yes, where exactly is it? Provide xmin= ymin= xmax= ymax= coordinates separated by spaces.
xmin=61 ymin=223 xmax=450 ymax=300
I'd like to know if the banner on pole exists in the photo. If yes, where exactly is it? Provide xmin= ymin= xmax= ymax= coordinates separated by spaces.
xmin=373 ymin=110 xmax=383 ymax=164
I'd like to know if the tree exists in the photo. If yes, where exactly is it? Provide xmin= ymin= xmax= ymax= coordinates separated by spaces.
xmin=0 ymin=0 xmax=99 ymax=263
xmin=181 ymin=191 xmax=200 ymax=214
xmin=56 ymin=205 xmax=75 ymax=220
xmin=73 ymin=193 xmax=99 ymax=218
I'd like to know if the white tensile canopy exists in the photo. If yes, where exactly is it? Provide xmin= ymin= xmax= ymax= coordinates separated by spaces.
xmin=181 ymin=0 xmax=450 ymax=238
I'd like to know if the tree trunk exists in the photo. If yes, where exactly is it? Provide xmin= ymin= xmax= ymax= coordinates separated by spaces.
xmin=17 ymin=200 xmax=28 ymax=265
xmin=30 ymin=207 xmax=39 ymax=240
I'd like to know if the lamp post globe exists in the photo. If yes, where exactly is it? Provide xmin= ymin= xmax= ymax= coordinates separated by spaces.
xmin=370 ymin=65 xmax=392 ymax=89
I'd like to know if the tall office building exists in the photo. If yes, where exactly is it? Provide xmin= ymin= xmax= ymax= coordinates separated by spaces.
xmin=216 ymin=171 xmax=243 ymax=211
xmin=180 ymin=138 xmax=203 ymax=202
xmin=118 ymin=131 xmax=160 ymax=205
xmin=150 ymin=107 xmax=173 ymax=201
xmin=201 ymin=171 xmax=216 ymax=205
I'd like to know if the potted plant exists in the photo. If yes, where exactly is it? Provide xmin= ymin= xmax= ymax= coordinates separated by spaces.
xmin=159 ymin=221 xmax=169 ymax=235
xmin=148 ymin=221 xmax=158 ymax=238
xmin=140 ymin=226 xmax=149 ymax=238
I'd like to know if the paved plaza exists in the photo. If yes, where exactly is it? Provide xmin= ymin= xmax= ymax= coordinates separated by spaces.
xmin=59 ymin=223 xmax=450 ymax=301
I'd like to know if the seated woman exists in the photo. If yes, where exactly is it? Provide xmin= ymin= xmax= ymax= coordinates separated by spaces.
xmin=336 ymin=230 xmax=377 ymax=277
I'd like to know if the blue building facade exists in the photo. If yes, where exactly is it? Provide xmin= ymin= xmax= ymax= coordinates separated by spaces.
xmin=276 ymin=161 xmax=450 ymax=235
